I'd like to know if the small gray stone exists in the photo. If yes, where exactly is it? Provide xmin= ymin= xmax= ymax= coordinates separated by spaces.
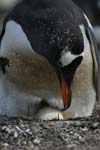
xmin=33 ymin=138 xmax=40 ymax=145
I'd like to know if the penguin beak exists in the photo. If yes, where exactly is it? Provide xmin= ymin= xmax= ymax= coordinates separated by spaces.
xmin=61 ymin=73 xmax=72 ymax=111
xmin=58 ymin=56 xmax=83 ymax=111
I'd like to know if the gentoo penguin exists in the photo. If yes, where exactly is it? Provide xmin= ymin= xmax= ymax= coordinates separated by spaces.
xmin=0 ymin=0 xmax=99 ymax=119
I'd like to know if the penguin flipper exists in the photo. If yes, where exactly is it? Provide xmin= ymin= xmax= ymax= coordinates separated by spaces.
xmin=86 ymin=27 xmax=100 ymax=101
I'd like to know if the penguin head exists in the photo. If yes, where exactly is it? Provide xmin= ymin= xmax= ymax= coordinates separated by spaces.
xmin=38 ymin=23 xmax=84 ymax=111
xmin=25 ymin=12 xmax=85 ymax=110
xmin=55 ymin=47 xmax=83 ymax=111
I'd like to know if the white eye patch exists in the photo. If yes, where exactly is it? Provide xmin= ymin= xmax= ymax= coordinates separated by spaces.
xmin=59 ymin=48 xmax=84 ymax=67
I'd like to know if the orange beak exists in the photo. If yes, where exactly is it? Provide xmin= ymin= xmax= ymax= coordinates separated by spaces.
xmin=61 ymin=74 xmax=71 ymax=110
xmin=59 ymin=56 xmax=83 ymax=110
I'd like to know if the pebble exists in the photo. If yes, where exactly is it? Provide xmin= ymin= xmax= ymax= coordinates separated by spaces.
xmin=78 ymin=136 xmax=85 ymax=142
xmin=81 ymin=127 xmax=88 ymax=131
xmin=33 ymin=138 xmax=40 ymax=145
xmin=3 ymin=143 xmax=9 ymax=146
xmin=67 ymin=144 xmax=77 ymax=148
xmin=14 ymin=131 xmax=18 ymax=138
xmin=92 ymin=123 xmax=99 ymax=128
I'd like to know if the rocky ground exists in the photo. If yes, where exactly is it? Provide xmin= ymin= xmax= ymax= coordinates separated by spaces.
xmin=0 ymin=103 xmax=99 ymax=150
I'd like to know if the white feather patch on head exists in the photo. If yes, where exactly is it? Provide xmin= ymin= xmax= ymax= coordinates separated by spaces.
xmin=59 ymin=48 xmax=84 ymax=67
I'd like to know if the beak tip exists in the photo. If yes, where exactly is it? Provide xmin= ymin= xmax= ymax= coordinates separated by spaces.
xmin=61 ymin=105 xmax=69 ymax=111
xmin=61 ymin=92 xmax=72 ymax=111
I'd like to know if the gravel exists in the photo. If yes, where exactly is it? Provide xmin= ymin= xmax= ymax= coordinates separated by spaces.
xmin=0 ymin=103 xmax=100 ymax=150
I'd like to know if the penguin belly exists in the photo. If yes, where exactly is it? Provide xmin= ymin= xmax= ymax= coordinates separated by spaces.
xmin=65 ymin=52 xmax=96 ymax=118
xmin=0 ymin=52 xmax=64 ymax=116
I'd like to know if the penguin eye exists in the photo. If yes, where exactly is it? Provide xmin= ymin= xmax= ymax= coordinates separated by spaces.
xmin=58 ymin=51 xmax=84 ymax=67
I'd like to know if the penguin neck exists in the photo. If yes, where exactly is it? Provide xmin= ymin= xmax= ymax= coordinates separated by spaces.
xmin=73 ymin=24 xmax=94 ymax=100
xmin=68 ymin=25 xmax=96 ymax=117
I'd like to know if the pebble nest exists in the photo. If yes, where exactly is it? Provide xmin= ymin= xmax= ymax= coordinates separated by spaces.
xmin=0 ymin=104 xmax=100 ymax=150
